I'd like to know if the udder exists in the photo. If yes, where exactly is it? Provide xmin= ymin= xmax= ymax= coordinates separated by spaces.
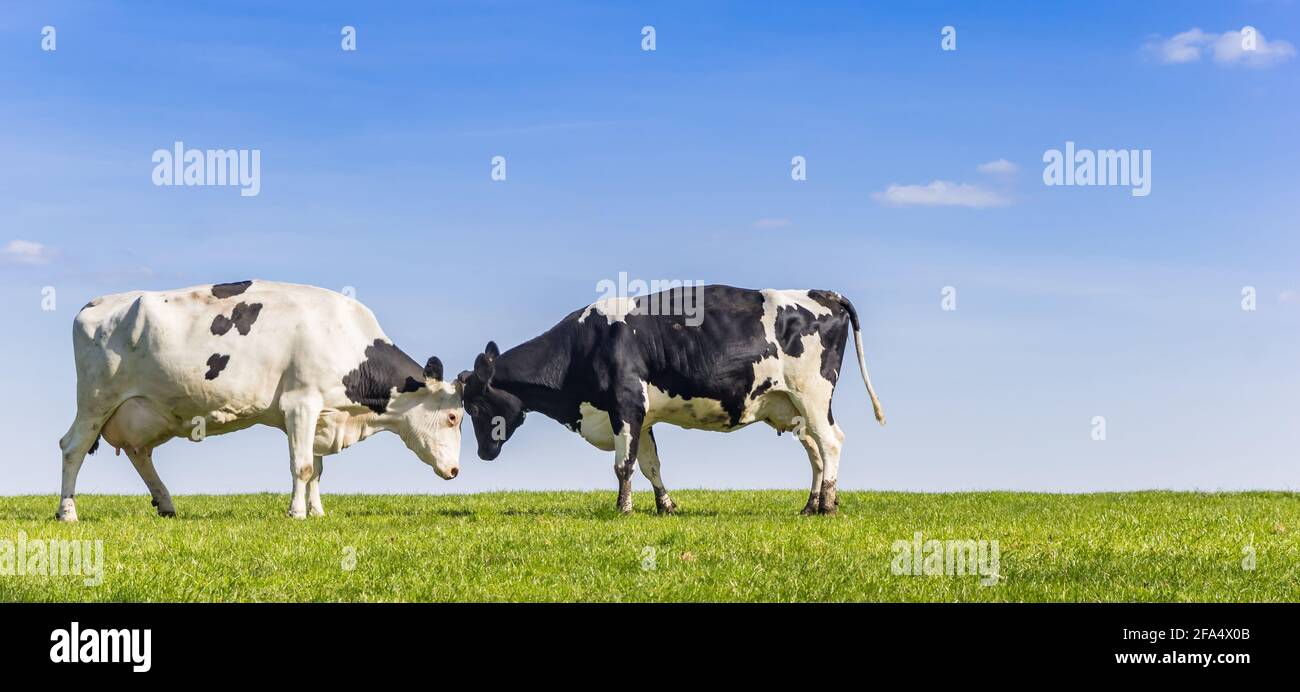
xmin=101 ymin=397 xmax=174 ymax=455
xmin=754 ymin=391 xmax=802 ymax=433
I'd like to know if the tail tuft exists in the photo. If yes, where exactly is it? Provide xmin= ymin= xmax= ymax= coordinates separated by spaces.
xmin=88 ymin=437 xmax=100 ymax=455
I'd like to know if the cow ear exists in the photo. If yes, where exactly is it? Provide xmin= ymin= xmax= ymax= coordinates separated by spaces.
xmin=484 ymin=341 xmax=500 ymax=361
xmin=453 ymin=370 xmax=472 ymax=394
xmin=424 ymin=356 xmax=444 ymax=381
xmin=473 ymin=352 xmax=495 ymax=382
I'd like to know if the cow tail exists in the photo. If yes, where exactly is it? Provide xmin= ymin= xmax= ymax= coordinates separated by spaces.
xmin=836 ymin=294 xmax=885 ymax=425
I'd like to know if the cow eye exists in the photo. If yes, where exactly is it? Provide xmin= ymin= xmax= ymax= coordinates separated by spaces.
xmin=465 ymin=403 xmax=480 ymax=417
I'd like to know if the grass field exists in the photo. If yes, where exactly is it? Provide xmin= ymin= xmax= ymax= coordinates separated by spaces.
xmin=1 ymin=491 xmax=1297 ymax=602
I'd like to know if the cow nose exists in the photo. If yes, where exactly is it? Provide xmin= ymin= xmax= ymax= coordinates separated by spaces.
xmin=449 ymin=467 xmax=459 ymax=478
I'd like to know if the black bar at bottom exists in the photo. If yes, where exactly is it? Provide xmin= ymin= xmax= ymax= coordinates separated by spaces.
xmin=0 ymin=602 xmax=1288 ymax=675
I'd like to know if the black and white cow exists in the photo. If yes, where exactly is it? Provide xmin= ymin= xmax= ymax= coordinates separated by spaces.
xmin=57 ymin=280 xmax=463 ymax=521
xmin=459 ymin=285 xmax=885 ymax=515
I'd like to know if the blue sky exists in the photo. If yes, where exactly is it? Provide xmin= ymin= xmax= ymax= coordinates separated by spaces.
xmin=1 ymin=1 xmax=1297 ymax=497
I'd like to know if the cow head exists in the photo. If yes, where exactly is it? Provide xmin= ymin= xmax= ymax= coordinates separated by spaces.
xmin=458 ymin=341 xmax=526 ymax=461
xmin=391 ymin=356 xmax=464 ymax=479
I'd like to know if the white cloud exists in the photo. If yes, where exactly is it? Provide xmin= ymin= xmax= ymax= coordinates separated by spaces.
xmin=977 ymin=159 xmax=1018 ymax=175
xmin=2 ymin=239 xmax=54 ymax=265
xmin=752 ymin=217 xmax=791 ymax=230
xmin=1150 ymin=28 xmax=1210 ymax=64
xmin=1147 ymin=27 xmax=1296 ymax=67
xmin=872 ymin=181 xmax=1010 ymax=209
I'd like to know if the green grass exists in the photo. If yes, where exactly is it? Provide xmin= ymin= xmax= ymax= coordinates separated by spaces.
xmin=1 ymin=491 xmax=1297 ymax=602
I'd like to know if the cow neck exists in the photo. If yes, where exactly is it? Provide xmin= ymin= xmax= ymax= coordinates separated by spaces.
xmin=491 ymin=332 xmax=577 ymax=419
xmin=339 ymin=409 xmax=388 ymax=448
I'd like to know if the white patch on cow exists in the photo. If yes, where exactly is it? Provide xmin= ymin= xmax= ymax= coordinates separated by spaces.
xmin=645 ymin=385 xmax=732 ymax=431
xmin=577 ymin=402 xmax=616 ymax=450
xmin=578 ymin=296 xmax=639 ymax=325
xmin=741 ymin=331 xmax=833 ymax=426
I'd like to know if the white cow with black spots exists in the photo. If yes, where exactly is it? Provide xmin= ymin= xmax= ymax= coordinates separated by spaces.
xmin=57 ymin=280 xmax=463 ymax=521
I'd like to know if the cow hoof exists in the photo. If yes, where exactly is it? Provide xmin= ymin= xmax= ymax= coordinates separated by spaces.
xmin=800 ymin=494 xmax=821 ymax=516
xmin=158 ymin=509 xmax=176 ymax=518
xmin=655 ymin=496 xmax=677 ymax=515
xmin=56 ymin=500 xmax=78 ymax=522
xmin=286 ymin=509 xmax=307 ymax=519
xmin=308 ymin=506 xmax=326 ymax=517
xmin=817 ymin=483 xmax=839 ymax=515
xmin=151 ymin=498 xmax=159 ymax=507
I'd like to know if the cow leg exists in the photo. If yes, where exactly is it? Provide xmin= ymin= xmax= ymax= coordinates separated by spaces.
xmin=638 ymin=427 xmax=676 ymax=515
xmin=809 ymin=419 xmax=844 ymax=515
xmin=55 ymin=415 xmax=100 ymax=522
xmin=125 ymin=447 xmax=176 ymax=517
xmin=611 ymin=404 xmax=645 ymax=515
xmin=789 ymin=394 xmax=842 ymax=515
xmin=282 ymin=395 xmax=322 ymax=519
xmin=796 ymin=429 xmax=824 ymax=516
xmin=306 ymin=455 xmax=325 ymax=517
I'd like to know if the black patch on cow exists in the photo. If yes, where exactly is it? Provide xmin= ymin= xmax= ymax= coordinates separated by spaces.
xmin=210 ymin=302 xmax=263 ymax=336
xmin=751 ymin=377 xmax=774 ymax=399
xmin=626 ymin=287 xmax=778 ymax=427
xmin=205 ymin=353 xmax=230 ymax=380
xmin=211 ymin=281 xmax=252 ymax=299
xmin=773 ymin=304 xmax=821 ymax=358
xmin=342 ymin=339 xmax=427 ymax=414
